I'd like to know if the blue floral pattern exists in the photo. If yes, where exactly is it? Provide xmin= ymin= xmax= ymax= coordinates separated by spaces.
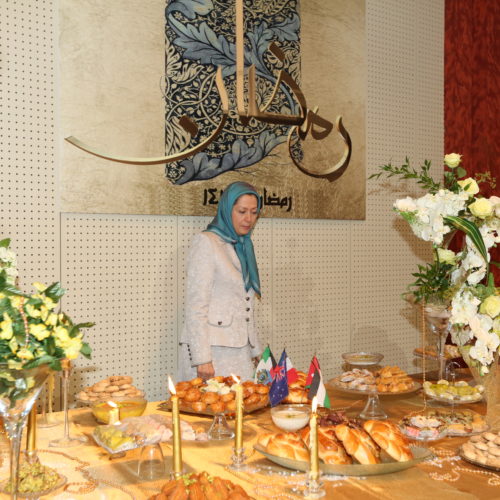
xmin=164 ymin=0 xmax=300 ymax=184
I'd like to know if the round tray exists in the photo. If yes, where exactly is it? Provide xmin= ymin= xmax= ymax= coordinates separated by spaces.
xmin=459 ymin=447 xmax=500 ymax=472
xmin=1 ymin=473 xmax=67 ymax=498
xmin=253 ymin=443 xmax=433 ymax=476
xmin=342 ymin=352 xmax=384 ymax=366
xmin=428 ymin=409 xmax=488 ymax=437
xmin=330 ymin=380 xmax=421 ymax=396
xmin=423 ymin=391 xmax=483 ymax=405
xmin=157 ymin=398 xmax=268 ymax=417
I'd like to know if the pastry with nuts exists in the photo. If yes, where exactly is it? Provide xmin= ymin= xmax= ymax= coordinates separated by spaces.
xmin=76 ymin=375 xmax=144 ymax=402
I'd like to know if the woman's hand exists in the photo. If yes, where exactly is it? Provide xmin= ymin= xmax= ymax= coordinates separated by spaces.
xmin=197 ymin=362 xmax=215 ymax=381
xmin=252 ymin=356 xmax=260 ymax=367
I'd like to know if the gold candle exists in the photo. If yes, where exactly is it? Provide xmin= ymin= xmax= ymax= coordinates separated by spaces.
xmin=309 ymin=396 xmax=319 ymax=480
xmin=231 ymin=374 xmax=243 ymax=450
xmin=107 ymin=401 xmax=120 ymax=425
xmin=168 ymin=376 xmax=183 ymax=476
xmin=26 ymin=406 xmax=37 ymax=453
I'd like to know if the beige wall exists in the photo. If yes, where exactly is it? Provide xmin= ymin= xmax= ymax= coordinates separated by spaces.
xmin=0 ymin=0 xmax=443 ymax=402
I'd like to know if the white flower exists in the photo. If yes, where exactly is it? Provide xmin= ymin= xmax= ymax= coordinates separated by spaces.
xmin=450 ymin=288 xmax=480 ymax=325
xmin=394 ymin=197 xmax=417 ymax=212
xmin=458 ymin=178 xmax=480 ymax=195
xmin=444 ymin=153 xmax=462 ymax=168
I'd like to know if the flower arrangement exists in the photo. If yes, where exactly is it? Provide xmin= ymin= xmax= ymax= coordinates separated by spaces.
xmin=0 ymin=239 xmax=93 ymax=398
xmin=371 ymin=154 xmax=500 ymax=374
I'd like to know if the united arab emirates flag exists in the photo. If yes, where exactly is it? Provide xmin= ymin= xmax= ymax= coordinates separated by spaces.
xmin=254 ymin=345 xmax=276 ymax=385
xmin=305 ymin=356 xmax=330 ymax=408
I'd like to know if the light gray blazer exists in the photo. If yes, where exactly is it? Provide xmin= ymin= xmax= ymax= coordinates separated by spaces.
xmin=180 ymin=232 xmax=262 ymax=366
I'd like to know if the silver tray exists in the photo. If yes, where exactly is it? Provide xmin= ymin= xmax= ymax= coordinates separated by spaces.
xmin=253 ymin=443 xmax=433 ymax=476
xmin=459 ymin=447 xmax=500 ymax=471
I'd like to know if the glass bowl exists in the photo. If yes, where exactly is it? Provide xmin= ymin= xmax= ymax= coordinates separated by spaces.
xmin=342 ymin=352 xmax=384 ymax=366
xmin=91 ymin=397 xmax=147 ymax=424
xmin=271 ymin=404 xmax=311 ymax=431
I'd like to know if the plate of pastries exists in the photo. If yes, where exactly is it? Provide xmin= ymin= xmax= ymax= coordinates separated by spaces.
xmin=422 ymin=379 xmax=484 ymax=403
xmin=149 ymin=471 xmax=253 ymax=499
xmin=283 ymin=370 xmax=310 ymax=404
xmin=459 ymin=430 xmax=500 ymax=471
xmin=331 ymin=366 xmax=419 ymax=394
xmin=254 ymin=410 xmax=432 ymax=475
xmin=160 ymin=376 xmax=269 ymax=416
xmin=76 ymin=375 xmax=144 ymax=403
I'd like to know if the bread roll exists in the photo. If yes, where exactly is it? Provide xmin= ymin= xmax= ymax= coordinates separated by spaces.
xmin=334 ymin=423 xmax=380 ymax=464
xmin=363 ymin=420 xmax=413 ymax=462
xmin=301 ymin=426 xmax=352 ymax=464
xmin=265 ymin=432 xmax=310 ymax=462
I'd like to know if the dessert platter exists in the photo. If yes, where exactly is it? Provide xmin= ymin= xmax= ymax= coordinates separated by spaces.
xmin=331 ymin=366 xmax=420 ymax=395
xmin=158 ymin=376 xmax=269 ymax=416
xmin=459 ymin=430 xmax=500 ymax=471
xmin=76 ymin=375 xmax=144 ymax=403
xmin=342 ymin=351 xmax=384 ymax=366
xmin=422 ymin=379 xmax=484 ymax=404
xmin=148 ymin=471 xmax=253 ymax=499
xmin=399 ymin=414 xmax=448 ymax=441
xmin=414 ymin=344 xmax=461 ymax=360
xmin=92 ymin=414 xmax=208 ymax=454
xmin=254 ymin=411 xmax=432 ymax=476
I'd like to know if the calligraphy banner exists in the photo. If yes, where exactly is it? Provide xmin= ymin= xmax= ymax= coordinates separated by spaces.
xmin=59 ymin=0 xmax=365 ymax=219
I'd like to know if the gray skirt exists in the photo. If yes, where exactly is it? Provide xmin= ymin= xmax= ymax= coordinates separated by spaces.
xmin=178 ymin=343 xmax=255 ymax=381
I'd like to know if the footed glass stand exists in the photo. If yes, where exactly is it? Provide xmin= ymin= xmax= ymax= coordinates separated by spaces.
xmin=359 ymin=390 xmax=388 ymax=420
xmin=208 ymin=413 xmax=234 ymax=440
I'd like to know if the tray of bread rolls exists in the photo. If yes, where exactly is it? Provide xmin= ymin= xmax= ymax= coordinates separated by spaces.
xmin=254 ymin=413 xmax=433 ymax=475
xmin=158 ymin=376 xmax=269 ymax=417
xmin=330 ymin=366 xmax=421 ymax=395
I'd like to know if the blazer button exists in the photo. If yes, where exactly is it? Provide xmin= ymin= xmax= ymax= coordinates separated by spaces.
xmin=218 ymin=321 xmax=222 ymax=325
xmin=246 ymin=297 xmax=250 ymax=301
xmin=246 ymin=317 xmax=250 ymax=322
xmin=246 ymin=307 xmax=250 ymax=312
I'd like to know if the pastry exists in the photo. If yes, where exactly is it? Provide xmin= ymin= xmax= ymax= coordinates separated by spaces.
xmin=400 ymin=414 xmax=446 ymax=439
xmin=462 ymin=430 xmax=500 ymax=468
xmin=334 ymin=423 xmax=381 ymax=464
xmin=301 ymin=425 xmax=352 ymax=464
xmin=423 ymin=380 xmax=484 ymax=402
xmin=283 ymin=371 xmax=309 ymax=404
xmin=334 ymin=369 xmax=376 ymax=391
xmin=363 ymin=420 xmax=413 ymax=462
xmin=262 ymin=432 xmax=310 ymax=462
xmin=76 ymin=376 xmax=144 ymax=402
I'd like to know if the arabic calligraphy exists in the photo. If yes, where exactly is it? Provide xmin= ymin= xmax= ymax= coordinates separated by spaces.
xmin=203 ymin=188 xmax=292 ymax=212
xmin=65 ymin=0 xmax=351 ymax=181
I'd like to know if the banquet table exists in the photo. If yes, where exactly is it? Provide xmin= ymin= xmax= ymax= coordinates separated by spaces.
xmin=0 ymin=377 xmax=498 ymax=499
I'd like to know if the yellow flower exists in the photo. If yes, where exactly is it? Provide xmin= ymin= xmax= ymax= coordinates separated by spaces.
xmin=469 ymin=198 xmax=494 ymax=219
xmin=25 ymin=304 xmax=41 ymax=319
xmin=54 ymin=326 xmax=71 ymax=344
xmin=29 ymin=323 xmax=51 ymax=341
xmin=40 ymin=305 xmax=49 ymax=322
xmin=46 ymin=313 xmax=58 ymax=326
xmin=444 ymin=153 xmax=462 ymax=168
xmin=64 ymin=337 xmax=83 ymax=360
xmin=493 ymin=318 xmax=500 ymax=334
xmin=7 ymin=360 xmax=23 ymax=370
xmin=435 ymin=248 xmax=457 ymax=265
xmin=480 ymin=296 xmax=500 ymax=318
xmin=17 ymin=347 xmax=34 ymax=360
xmin=0 ymin=313 xmax=14 ymax=340
xmin=457 ymin=178 xmax=480 ymax=195
xmin=42 ymin=296 xmax=57 ymax=310
xmin=9 ymin=337 xmax=18 ymax=353
xmin=32 ymin=282 xmax=47 ymax=292
xmin=10 ymin=296 xmax=23 ymax=308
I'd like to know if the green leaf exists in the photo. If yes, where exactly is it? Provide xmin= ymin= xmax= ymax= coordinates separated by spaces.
xmin=80 ymin=342 xmax=92 ymax=359
xmin=444 ymin=216 xmax=488 ymax=262
xmin=43 ymin=282 xmax=66 ymax=301
xmin=456 ymin=167 xmax=466 ymax=178
xmin=0 ymin=238 xmax=11 ymax=248
xmin=491 ymin=261 xmax=500 ymax=270
xmin=23 ymin=355 xmax=55 ymax=369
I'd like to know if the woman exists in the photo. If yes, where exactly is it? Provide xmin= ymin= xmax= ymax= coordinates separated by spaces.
xmin=179 ymin=181 xmax=263 ymax=381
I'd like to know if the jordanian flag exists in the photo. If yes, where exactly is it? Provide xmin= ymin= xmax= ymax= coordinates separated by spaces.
xmin=254 ymin=345 xmax=276 ymax=386
xmin=305 ymin=356 xmax=330 ymax=408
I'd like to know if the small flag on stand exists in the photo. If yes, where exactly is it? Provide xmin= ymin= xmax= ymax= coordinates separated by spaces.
xmin=285 ymin=351 xmax=298 ymax=384
xmin=269 ymin=350 xmax=289 ymax=406
xmin=306 ymin=356 xmax=330 ymax=408
xmin=254 ymin=345 xmax=276 ymax=385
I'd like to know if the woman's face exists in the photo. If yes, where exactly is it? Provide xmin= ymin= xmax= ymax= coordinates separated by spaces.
xmin=231 ymin=194 xmax=259 ymax=236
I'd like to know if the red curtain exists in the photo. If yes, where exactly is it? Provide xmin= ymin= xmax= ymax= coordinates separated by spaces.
xmin=445 ymin=0 xmax=500 ymax=281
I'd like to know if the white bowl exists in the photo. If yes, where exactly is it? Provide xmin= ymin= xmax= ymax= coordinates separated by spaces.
xmin=271 ymin=404 xmax=311 ymax=431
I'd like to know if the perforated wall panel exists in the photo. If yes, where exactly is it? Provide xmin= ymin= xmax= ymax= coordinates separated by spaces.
xmin=1 ymin=0 xmax=444 ymax=404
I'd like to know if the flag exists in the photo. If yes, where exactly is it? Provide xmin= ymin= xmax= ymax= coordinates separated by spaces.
xmin=269 ymin=350 xmax=289 ymax=406
xmin=306 ymin=356 xmax=330 ymax=408
xmin=285 ymin=352 xmax=298 ymax=384
xmin=254 ymin=345 xmax=276 ymax=385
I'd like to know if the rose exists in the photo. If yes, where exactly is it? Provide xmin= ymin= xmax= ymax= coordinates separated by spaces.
xmin=479 ymin=295 xmax=500 ymax=318
xmin=457 ymin=178 xmax=479 ymax=195
xmin=469 ymin=198 xmax=494 ymax=219
xmin=444 ymin=153 xmax=462 ymax=168
xmin=489 ymin=196 xmax=500 ymax=217
xmin=435 ymin=248 xmax=457 ymax=265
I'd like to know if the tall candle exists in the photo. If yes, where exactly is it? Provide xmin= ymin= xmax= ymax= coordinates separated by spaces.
xmin=231 ymin=374 xmax=243 ymax=450
xmin=168 ymin=376 xmax=183 ymax=476
xmin=309 ymin=396 xmax=319 ymax=480
xmin=107 ymin=401 xmax=120 ymax=425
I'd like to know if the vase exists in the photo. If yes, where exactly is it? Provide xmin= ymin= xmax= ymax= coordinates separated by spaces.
xmin=459 ymin=347 xmax=500 ymax=431
xmin=423 ymin=302 xmax=451 ymax=380
xmin=0 ymin=363 xmax=49 ymax=499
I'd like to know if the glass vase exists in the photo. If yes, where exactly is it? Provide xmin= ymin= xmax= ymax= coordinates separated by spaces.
xmin=0 ymin=363 xmax=49 ymax=499
xmin=459 ymin=347 xmax=500 ymax=431
xmin=423 ymin=302 xmax=451 ymax=380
